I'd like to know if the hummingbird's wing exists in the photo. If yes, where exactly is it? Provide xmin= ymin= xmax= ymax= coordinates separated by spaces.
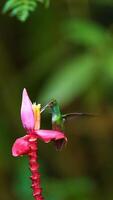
xmin=62 ymin=112 xmax=98 ymax=121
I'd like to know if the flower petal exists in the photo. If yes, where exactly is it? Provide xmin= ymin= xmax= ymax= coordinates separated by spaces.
xmin=35 ymin=129 xmax=67 ymax=147
xmin=21 ymin=88 xmax=34 ymax=131
xmin=12 ymin=135 xmax=30 ymax=157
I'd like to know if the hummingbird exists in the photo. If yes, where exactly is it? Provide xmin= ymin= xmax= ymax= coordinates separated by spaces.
xmin=41 ymin=99 xmax=64 ymax=131
xmin=41 ymin=99 xmax=97 ymax=150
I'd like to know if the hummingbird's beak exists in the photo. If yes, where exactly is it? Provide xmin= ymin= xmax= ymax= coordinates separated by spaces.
xmin=41 ymin=99 xmax=56 ymax=113
xmin=40 ymin=102 xmax=51 ymax=113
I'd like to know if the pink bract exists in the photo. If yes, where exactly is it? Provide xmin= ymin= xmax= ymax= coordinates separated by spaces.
xmin=21 ymin=88 xmax=35 ymax=131
xmin=12 ymin=135 xmax=31 ymax=157
xmin=35 ymin=129 xmax=67 ymax=143
xmin=12 ymin=129 xmax=67 ymax=157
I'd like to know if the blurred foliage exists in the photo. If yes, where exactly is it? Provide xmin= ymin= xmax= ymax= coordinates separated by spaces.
xmin=16 ymin=158 xmax=97 ymax=200
xmin=1 ymin=0 xmax=113 ymax=200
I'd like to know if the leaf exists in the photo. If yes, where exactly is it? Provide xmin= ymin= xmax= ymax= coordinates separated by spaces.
xmin=39 ymin=54 xmax=97 ymax=106
xmin=3 ymin=0 xmax=38 ymax=21
xmin=63 ymin=19 xmax=108 ymax=47
xmin=3 ymin=0 xmax=50 ymax=21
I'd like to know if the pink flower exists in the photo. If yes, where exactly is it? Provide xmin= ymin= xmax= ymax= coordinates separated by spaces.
xmin=12 ymin=88 xmax=67 ymax=200
xmin=12 ymin=88 xmax=67 ymax=156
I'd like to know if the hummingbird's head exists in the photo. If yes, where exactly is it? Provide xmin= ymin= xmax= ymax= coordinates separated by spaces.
xmin=48 ymin=99 xmax=57 ymax=108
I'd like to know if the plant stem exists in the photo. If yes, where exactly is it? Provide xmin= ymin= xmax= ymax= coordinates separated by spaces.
xmin=28 ymin=135 xmax=44 ymax=200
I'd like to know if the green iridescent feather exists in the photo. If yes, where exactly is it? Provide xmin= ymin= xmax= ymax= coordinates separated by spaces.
xmin=50 ymin=99 xmax=64 ymax=132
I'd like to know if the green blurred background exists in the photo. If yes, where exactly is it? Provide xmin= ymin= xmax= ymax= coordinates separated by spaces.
xmin=1 ymin=0 xmax=113 ymax=199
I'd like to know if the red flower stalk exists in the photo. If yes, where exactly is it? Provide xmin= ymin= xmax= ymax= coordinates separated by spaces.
xmin=12 ymin=88 xmax=67 ymax=200
xmin=28 ymin=135 xmax=43 ymax=200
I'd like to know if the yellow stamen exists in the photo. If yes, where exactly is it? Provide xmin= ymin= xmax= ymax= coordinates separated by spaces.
xmin=32 ymin=103 xmax=41 ymax=130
